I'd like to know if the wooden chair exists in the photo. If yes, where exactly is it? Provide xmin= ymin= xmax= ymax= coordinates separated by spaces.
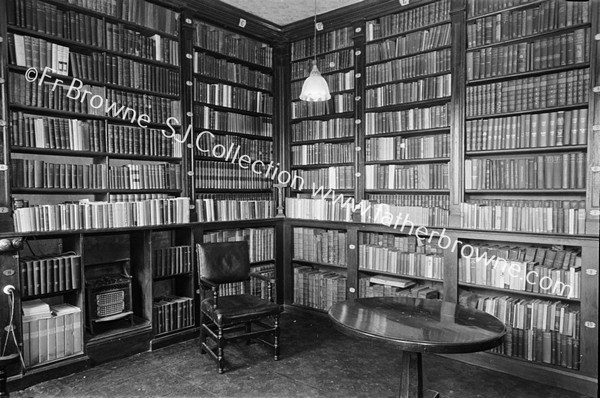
xmin=196 ymin=240 xmax=282 ymax=373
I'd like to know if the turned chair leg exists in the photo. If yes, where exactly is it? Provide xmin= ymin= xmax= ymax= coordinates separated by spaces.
xmin=199 ymin=311 xmax=206 ymax=355
xmin=217 ymin=326 xmax=225 ymax=374
xmin=273 ymin=315 xmax=280 ymax=361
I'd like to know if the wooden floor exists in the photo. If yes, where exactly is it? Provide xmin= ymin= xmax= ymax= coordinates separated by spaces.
xmin=11 ymin=310 xmax=592 ymax=398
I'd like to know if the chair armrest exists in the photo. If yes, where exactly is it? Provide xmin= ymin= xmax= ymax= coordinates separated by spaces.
xmin=198 ymin=277 xmax=220 ymax=308
xmin=199 ymin=277 xmax=219 ymax=290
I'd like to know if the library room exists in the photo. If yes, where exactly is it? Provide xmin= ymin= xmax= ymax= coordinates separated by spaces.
xmin=0 ymin=0 xmax=598 ymax=397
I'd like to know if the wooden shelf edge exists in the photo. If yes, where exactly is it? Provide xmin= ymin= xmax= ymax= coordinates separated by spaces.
xmin=438 ymin=351 xmax=597 ymax=397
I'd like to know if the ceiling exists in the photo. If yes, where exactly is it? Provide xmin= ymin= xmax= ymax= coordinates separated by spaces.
xmin=217 ymin=0 xmax=365 ymax=26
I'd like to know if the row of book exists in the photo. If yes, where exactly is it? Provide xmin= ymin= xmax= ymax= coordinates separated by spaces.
xmin=194 ymin=160 xmax=272 ymax=190
xmin=153 ymin=245 xmax=192 ymax=278
xmin=152 ymin=296 xmax=194 ymax=335
xmin=465 ymin=109 xmax=589 ymax=152
xmin=108 ymin=193 xmax=170 ymax=202
xmin=105 ymin=54 xmax=180 ymax=96
xmin=466 ymin=28 xmax=589 ymax=81
xmin=291 ymin=70 xmax=354 ymax=98
xmin=11 ymin=159 xmax=107 ymax=189
xmin=194 ymin=21 xmax=272 ymax=68
xmin=359 ymin=245 xmax=444 ymax=280
xmin=194 ymin=52 xmax=272 ymax=92
xmin=291 ymin=49 xmax=354 ymax=81
xmin=217 ymin=263 xmax=276 ymax=300
xmin=460 ymin=200 xmax=586 ymax=235
xmin=9 ymin=2 xmax=105 ymax=47
xmin=70 ymin=52 xmax=103 ymax=81
xmin=466 ymin=0 xmax=590 ymax=48
xmin=194 ymin=81 xmax=273 ymax=115
xmin=203 ymin=227 xmax=274 ymax=264
xmin=365 ymin=0 xmax=449 ymax=41
xmin=465 ymin=153 xmax=586 ymax=191
xmin=360 ymin=202 xmax=450 ymax=228
xmin=459 ymin=259 xmax=580 ymax=299
xmin=467 ymin=0 xmax=580 ymax=18
xmin=473 ymin=242 xmax=580 ymax=268
xmin=9 ymin=72 xmax=104 ymax=115
xmin=286 ymin=197 xmax=354 ymax=222
xmin=365 ymin=104 xmax=449 ymax=135
xmin=367 ymin=193 xmax=450 ymax=210
xmin=13 ymin=197 xmax=191 ymax=232
xmin=109 ymin=163 xmax=182 ymax=190
xmin=365 ymin=74 xmax=451 ymax=108
xmin=20 ymin=254 xmax=81 ymax=297
xmin=466 ymin=69 xmax=590 ymax=117
xmin=48 ymin=0 xmax=180 ymax=35
xmin=360 ymin=232 xmax=444 ymax=255
xmin=291 ymin=118 xmax=354 ymax=143
xmin=366 ymin=23 xmax=451 ymax=64
xmin=195 ymin=198 xmax=274 ymax=222
xmin=293 ymin=265 xmax=346 ymax=311
xmin=365 ymin=134 xmax=450 ymax=161
xmin=21 ymin=301 xmax=82 ymax=367
xmin=10 ymin=112 xmax=106 ymax=152
xmin=293 ymin=227 xmax=347 ymax=266
xmin=106 ymin=22 xmax=179 ymax=65
xmin=292 ymin=142 xmax=354 ymax=166
xmin=294 ymin=166 xmax=355 ymax=190
xmin=108 ymin=125 xmax=183 ymax=158
xmin=291 ymin=27 xmax=353 ymax=61
xmin=359 ymin=278 xmax=440 ymax=299
xmin=106 ymin=89 xmax=181 ymax=125
xmin=461 ymin=292 xmax=580 ymax=369
xmin=8 ymin=34 xmax=70 ymax=75
xmin=195 ymin=131 xmax=272 ymax=162
xmin=366 ymin=49 xmax=451 ymax=85
xmin=365 ymin=163 xmax=449 ymax=190
xmin=291 ymin=93 xmax=354 ymax=119
xmin=193 ymin=105 xmax=273 ymax=137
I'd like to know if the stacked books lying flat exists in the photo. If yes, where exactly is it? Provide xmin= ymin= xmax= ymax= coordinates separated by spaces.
xmin=152 ymin=296 xmax=194 ymax=335
xmin=13 ymin=197 xmax=190 ymax=232
xmin=153 ymin=246 xmax=192 ymax=278
xmin=359 ymin=276 xmax=441 ymax=299
xmin=22 ymin=300 xmax=83 ymax=367
xmin=20 ymin=254 xmax=81 ymax=297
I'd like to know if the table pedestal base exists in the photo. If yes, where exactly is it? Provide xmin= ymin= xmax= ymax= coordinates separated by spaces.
xmin=398 ymin=351 xmax=439 ymax=398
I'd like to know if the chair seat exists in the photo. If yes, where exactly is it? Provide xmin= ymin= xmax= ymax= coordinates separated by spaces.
xmin=201 ymin=294 xmax=282 ymax=326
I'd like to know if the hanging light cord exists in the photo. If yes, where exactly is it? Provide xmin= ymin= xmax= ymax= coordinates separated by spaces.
xmin=313 ymin=0 xmax=317 ymax=66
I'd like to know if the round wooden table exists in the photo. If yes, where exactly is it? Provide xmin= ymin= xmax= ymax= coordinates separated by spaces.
xmin=328 ymin=297 xmax=506 ymax=398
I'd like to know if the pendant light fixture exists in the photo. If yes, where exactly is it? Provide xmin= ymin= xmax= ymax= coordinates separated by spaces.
xmin=299 ymin=0 xmax=331 ymax=102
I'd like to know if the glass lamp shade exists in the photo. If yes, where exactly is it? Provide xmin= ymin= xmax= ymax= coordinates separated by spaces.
xmin=299 ymin=63 xmax=331 ymax=102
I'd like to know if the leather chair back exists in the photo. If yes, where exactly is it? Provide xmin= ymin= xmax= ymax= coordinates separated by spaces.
xmin=197 ymin=241 xmax=250 ymax=284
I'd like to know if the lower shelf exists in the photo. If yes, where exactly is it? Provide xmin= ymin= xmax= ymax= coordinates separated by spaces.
xmin=8 ymin=353 xmax=89 ymax=392
xmin=85 ymin=315 xmax=152 ymax=365
xmin=151 ymin=326 xmax=200 ymax=350
xmin=440 ymin=350 xmax=597 ymax=397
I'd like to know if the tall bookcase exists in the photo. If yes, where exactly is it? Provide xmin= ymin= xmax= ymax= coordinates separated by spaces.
xmin=281 ymin=0 xmax=599 ymax=395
